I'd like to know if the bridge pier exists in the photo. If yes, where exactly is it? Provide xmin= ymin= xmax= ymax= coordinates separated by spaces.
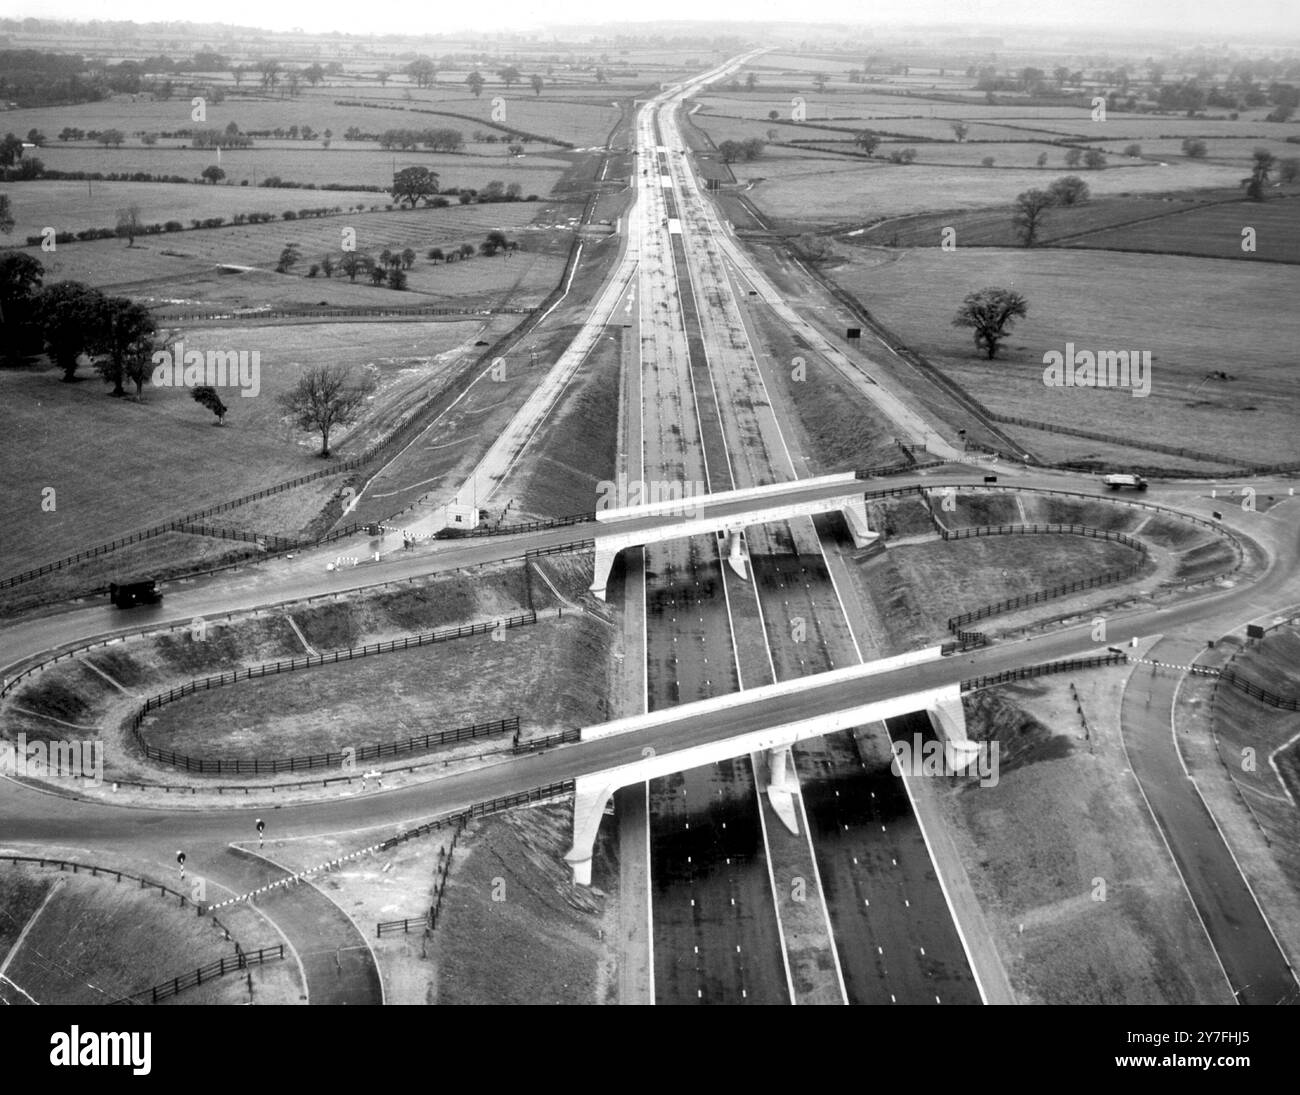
xmin=566 ymin=773 xmax=618 ymax=886
xmin=760 ymin=745 xmax=799 ymax=835
xmin=726 ymin=529 xmax=748 ymax=580
xmin=927 ymin=688 xmax=981 ymax=774
xmin=840 ymin=498 xmax=879 ymax=549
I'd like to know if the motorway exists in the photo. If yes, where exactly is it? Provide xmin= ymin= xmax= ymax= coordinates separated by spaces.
xmin=4 ymin=49 xmax=1300 ymax=1006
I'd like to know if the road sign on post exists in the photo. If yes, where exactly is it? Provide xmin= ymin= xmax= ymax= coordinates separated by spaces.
xmin=177 ymin=850 xmax=186 ymax=879
xmin=256 ymin=818 xmax=265 ymax=848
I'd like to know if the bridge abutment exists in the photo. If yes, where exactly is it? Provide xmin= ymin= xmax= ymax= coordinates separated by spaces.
xmin=840 ymin=498 xmax=879 ymax=549
xmin=927 ymin=689 xmax=981 ymax=773
xmin=590 ymin=545 xmax=618 ymax=602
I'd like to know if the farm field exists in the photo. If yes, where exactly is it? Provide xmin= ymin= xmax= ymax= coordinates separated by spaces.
xmin=28 ymin=144 xmax=569 ymax=196
xmin=1092 ymin=137 xmax=1300 ymax=162
xmin=0 ymin=319 xmax=503 ymax=571
xmin=826 ymin=247 xmax=1300 ymax=466
xmin=723 ymin=151 xmax=1252 ymax=222
xmin=1 ymin=85 xmax=628 ymax=150
xmin=1061 ymin=196 xmax=1300 ymax=263
xmin=695 ymin=88 xmax=1299 ymax=136
xmin=851 ymin=190 xmax=1300 ymax=263
xmin=21 ymin=201 xmax=569 ymax=306
xmin=3 ymin=179 xmax=381 ymax=241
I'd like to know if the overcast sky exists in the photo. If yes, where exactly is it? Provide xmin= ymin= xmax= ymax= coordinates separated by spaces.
xmin=14 ymin=0 xmax=1300 ymax=39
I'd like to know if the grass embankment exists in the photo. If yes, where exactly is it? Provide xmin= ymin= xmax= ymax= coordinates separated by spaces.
xmin=861 ymin=534 xmax=1144 ymax=648
xmin=0 ymin=865 xmax=298 ymax=1005
xmin=943 ymin=679 xmax=1236 ymax=1004
xmin=432 ymin=804 xmax=616 ymax=1004
xmin=1210 ymin=627 xmax=1300 ymax=873
xmin=6 ymin=562 xmax=586 ymax=767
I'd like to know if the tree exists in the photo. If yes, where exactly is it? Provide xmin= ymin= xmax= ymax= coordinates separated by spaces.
xmin=37 ymin=281 xmax=105 ymax=381
xmin=339 ymin=252 xmax=368 ymax=282
xmin=276 ymin=244 xmax=300 ymax=274
xmin=951 ymin=122 xmax=969 ymax=142
xmin=718 ymin=139 xmax=742 ymax=164
xmin=0 ymin=251 xmax=43 ymax=340
xmin=369 ymin=264 xmax=387 ymax=286
xmin=952 ymin=287 xmax=1029 ymax=360
xmin=388 ymin=269 xmax=407 ymax=290
xmin=115 ymin=204 xmax=143 ymax=245
xmin=428 ymin=247 xmax=445 ymax=262
xmin=458 ymin=243 xmax=475 ymax=259
xmin=1243 ymin=148 xmax=1275 ymax=200
xmin=982 ymin=156 xmax=995 ymax=167
xmin=1048 ymin=175 xmax=1090 ymax=205
xmin=376 ymin=71 xmax=390 ymax=87
xmin=1083 ymin=149 xmax=1107 ymax=170
xmin=466 ymin=71 xmax=485 ymax=98
xmin=746 ymin=73 xmax=758 ymax=91
xmin=390 ymin=165 xmax=439 ymax=208
xmin=258 ymin=59 xmax=281 ymax=90
xmin=405 ymin=58 xmax=437 ymax=88
xmin=855 ymin=131 xmax=881 ymax=155
xmin=303 ymin=63 xmax=325 ymax=87
xmin=769 ymin=110 xmax=780 ymax=121
xmin=813 ymin=72 xmax=828 ymax=92
xmin=99 ymin=128 xmax=125 ymax=148
xmin=498 ymin=66 xmax=521 ymax=88
xmin=887 ymin=148 xmax=917 ymax=164
xmin=1279 ymin=157 xmax=1300 ymax=184
xmin=401 ymin=247 xmax=416 ymax=269
xmin=1012 ymin=188 xmax=1055 ymax=247
xmin=1035 ymin=151 xmax=1048 ymax=167
xmin=201 ymin=165 xmax=225 ymax=185
xmin=530 ymin=74 xmax=544 ymax=96
xmin=92 ymin=296 xmax=156 ymax=398
xmin=1063 ymin=147 xmax=1082 ymax=167
xmin=1182 ymin=138 xmax=1207 ymax=158
xmin=0 ymin=193 xmax=12 ymax=235
xmin=1123 ymin=143 xmax=1142 ymax=157
xmin=231 ymin=65 xmax=244 ymax=87
xmin=192 ymin=384 xmax=228 ymax=424
xmin=278 ymin=364 xmax=374 ymax=457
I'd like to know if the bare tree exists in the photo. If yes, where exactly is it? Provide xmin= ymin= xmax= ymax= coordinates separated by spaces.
xmin=1013 ymin=188 xmax=1055 ymax=247
xmin=278 ymin=364 xmax=374 ymax=457
xmin=115 ymin=204 xmax=144 ymax=246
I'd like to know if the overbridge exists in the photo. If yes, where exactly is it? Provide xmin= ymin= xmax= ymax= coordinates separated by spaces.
xmin=564 ymin=645 xmax=975 ymax=884
xmin=589 ymin=472 xmax=877 ymax=598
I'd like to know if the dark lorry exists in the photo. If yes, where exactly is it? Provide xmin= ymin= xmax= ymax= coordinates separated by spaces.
xmin=110 ymin=579 xmax=163 ymax=609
